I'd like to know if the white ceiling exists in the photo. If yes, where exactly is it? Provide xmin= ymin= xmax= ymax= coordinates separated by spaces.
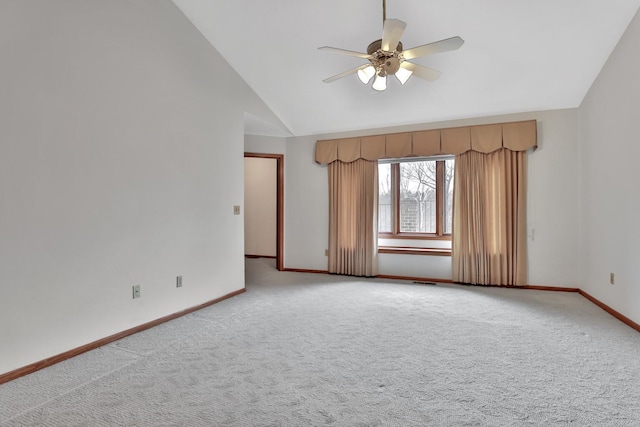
xmin=172 ymin=0 xmax=640 ymax=137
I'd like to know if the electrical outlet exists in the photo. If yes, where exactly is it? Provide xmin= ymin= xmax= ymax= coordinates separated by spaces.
xmin=176 ymin=275 xmax=183 ymax=288
xmin=234 ymin=205 xmax=241 ymax=215
xmin=610 ymin=273 xmax=615 ymax=285
xmin=325 ymin=249 xmax=328 ymax=256
xmin=132 ymin=285 xmax=141 ymax=299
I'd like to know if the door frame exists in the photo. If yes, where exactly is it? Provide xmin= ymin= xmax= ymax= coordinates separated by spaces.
xmin=244 ymin=152 xmax=284 ymax=271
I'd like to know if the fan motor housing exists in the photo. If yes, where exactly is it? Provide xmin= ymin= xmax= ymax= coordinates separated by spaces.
xmin=366 ymin=39 xmax=403 ymax=54
xmin=381 ymin=57 xmax=401 ymax=75
xmin=367 ymin=39 xmax=403 ymax=76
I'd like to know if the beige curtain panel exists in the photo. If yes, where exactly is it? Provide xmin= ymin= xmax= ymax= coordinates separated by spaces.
xmin=452 ymin=148 xmax=528 ymax=286
xmin=315 ymin=120 xmax=537 ymax=164
xmin=328 ymin=159 xmax=378 ymax=277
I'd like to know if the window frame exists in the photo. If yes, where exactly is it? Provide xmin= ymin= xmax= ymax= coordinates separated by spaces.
xmin=378 ymin=156 xmax=454 ymax=241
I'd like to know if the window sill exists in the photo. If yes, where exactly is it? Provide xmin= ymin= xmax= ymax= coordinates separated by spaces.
xmin=378 ymin=233 xmax=452 ymax=241
xmin=378 ymin=246 xmax=452 ymax=256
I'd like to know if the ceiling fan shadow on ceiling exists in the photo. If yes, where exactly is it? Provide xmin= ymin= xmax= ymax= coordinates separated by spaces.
xmin=319 ymin=0 xmax=464 ymax=91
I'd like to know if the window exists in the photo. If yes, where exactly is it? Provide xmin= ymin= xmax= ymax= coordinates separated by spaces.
xmin=378 ymin=158 xmax=454 ymax=238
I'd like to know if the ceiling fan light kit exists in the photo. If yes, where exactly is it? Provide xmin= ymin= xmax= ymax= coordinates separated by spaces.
xmin=372 ymin=74 xmax=387 ymax=91
xmin=319 ymin=1 xmax=464 ymax=92
xmin=357 ymin=65 xmax=376 ymax=84
xmin=395 ymin=66 xmax=413 ymax=85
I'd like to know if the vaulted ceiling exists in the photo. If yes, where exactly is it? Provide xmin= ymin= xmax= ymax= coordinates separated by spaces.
xmin=172 ymin=0 xmax=640 ymax=137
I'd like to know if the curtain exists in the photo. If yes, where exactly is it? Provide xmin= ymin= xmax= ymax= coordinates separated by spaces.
xmin=452 ymin=148 xmax=527 ymax=286
xmin=328 ymin=159 xmax=378 ymax=277
xmin=315 ymin=120 xmax=537 ymax=164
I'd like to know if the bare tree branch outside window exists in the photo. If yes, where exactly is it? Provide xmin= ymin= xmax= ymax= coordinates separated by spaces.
xmin=378 ymin=158 xmax=454 ymax=236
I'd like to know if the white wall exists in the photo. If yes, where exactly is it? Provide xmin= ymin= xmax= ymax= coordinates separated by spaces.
xmin=578 ymin=10 xmax=640 ymax=325
xmin=244 ymin=135 xmax=287 ymax=155
xmin=282 ymin=110 xmax=581 ymax=287
xmin=0 ymin=0 xmax=277 ymax=375
xmin=244 ymin=158 xmax=277 ymax=257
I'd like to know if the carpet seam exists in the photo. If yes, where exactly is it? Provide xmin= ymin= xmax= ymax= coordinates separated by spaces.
xmin=3 ymin=358 xmax=143 ymax=424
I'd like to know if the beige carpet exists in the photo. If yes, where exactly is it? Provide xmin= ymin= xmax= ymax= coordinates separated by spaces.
xmin=1 ymin=258 xmax=639 ymax=426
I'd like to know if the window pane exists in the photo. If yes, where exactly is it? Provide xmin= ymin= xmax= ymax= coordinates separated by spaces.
xmin=378 ymin=163 xmax=392 ymax=233
xmin=444 ymin=159 xmax=455 ymax=234
xmin=399 ymin=161 xmax=436 ymax=233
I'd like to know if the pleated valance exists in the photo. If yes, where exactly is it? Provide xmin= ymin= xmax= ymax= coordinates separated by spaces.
xmin=315 ymin=120 xmax=537 ymax=164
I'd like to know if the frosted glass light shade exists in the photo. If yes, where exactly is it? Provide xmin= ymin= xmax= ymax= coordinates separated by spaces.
xmin=357 ymin=66 xmax=376 ymax=84
xmin=372 ymin=75 xmax=387 ymax=91
xmin=395 ymin=67 xmax=413 ymax=85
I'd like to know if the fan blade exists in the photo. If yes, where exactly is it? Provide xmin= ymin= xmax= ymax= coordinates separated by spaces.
xmin=323 ymin=64 xmax=371 ymax=83
xmin=401 ymin=62 xmax=441 ymax=82
xmin=381 ymin=19 xmax=406 ymax=51
xmin=318 ymin=46 xmax=371 ymax=59
xmin=402 ymin=36 xmax=464 ymax=60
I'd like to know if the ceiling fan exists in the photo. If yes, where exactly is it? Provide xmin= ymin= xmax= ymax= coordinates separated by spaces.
xmin=319 ymin=0 xmax=464 ymax=91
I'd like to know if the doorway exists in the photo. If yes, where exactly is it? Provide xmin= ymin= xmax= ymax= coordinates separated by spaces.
xmin=244 ymin=153 xmax=284 ymax=271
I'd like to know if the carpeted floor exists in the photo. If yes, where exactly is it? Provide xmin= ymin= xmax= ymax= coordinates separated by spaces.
xmin=1 ymin=258 xmax=640 ymax=426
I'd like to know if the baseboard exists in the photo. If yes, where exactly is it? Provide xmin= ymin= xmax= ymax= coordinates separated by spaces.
xmin=514 ymin=285 xmax=579 ymax=292
xmin=245 ymin=254 xmax=276 ymax=259
xmin=283 ymin=270 xmax=578 ymax=292
xmin=282 ymin=268 xmax=329 ymax=274
xmin=579 ymin=289 xmax=640 ymax=333
xmin=481 ymin=284 xmax=579 ymax=292
xmin=376 ymin=274 xmax=454 ymax=284
xmin=0 ymin=288 xmax=245 ymax=385
xmin=376 ymin=275 xmax=580 ymax=293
